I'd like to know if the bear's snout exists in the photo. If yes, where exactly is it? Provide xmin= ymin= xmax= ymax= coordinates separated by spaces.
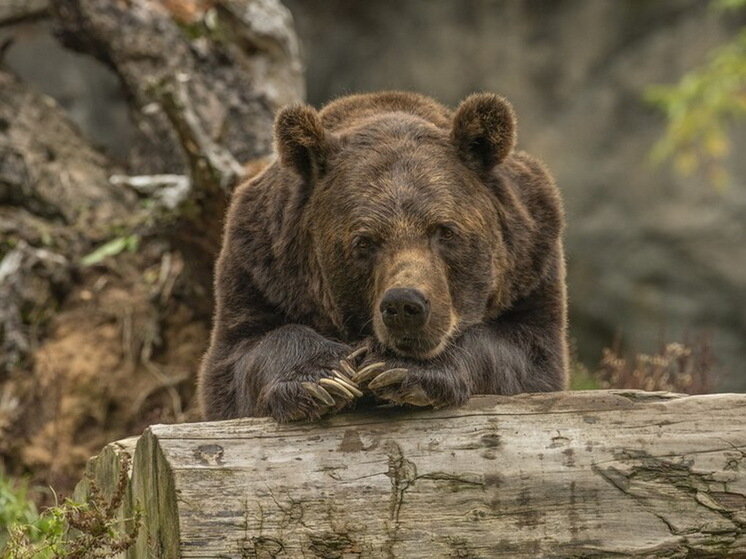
xmin=372 ymin=247 xmax=455 ymax=359
xmin=379 ymin=287 xmax=431 ymax=332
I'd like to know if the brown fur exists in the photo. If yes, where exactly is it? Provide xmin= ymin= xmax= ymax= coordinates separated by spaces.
xmin=198 ymin=91 xmax=568 ymax=421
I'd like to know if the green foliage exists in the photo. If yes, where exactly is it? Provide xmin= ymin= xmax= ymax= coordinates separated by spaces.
xmin=1 ymin=456 xmax=140 ymax=558
xmin=647 ymin=3 xmax=746 ymax=188
xmin=80 ymin=235 xmax=140 ymax=267
xmin=714 ymin=0 xmax=746 ymax=11
xmin=0 ymin=472 xmax=43 ymax=551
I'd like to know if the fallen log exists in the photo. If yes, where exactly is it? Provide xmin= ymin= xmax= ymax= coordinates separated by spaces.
xmin=77 ymin=390 xmax=746 ymax=558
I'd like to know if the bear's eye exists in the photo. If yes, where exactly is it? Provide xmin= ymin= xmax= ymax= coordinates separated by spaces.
xmin=434 ymin=224 xmax=457 ymax=242
xmin=352 ymin=235 xmax=376 ymax=257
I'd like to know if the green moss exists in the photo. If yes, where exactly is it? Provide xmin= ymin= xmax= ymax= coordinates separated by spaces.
xmin=569 ymin=363 xmax=601 ymax=390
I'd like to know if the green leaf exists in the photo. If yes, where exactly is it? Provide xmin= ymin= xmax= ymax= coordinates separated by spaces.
xmin=645 ymin=19 xmax=746 ymax=188
xmin=80 ymin=235 xmax=140 ymax=267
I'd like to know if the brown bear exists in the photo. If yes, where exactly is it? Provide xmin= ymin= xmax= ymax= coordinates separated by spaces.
xmin=198 ymin=91 xmax=568 ymax=422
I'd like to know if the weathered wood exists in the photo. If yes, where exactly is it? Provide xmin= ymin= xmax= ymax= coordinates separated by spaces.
xmin=73 ymin=436 xmax=139 ymax=531
xmin=50 ymin=0 xmax=303 ymax=173
xmin=78 ymin=391 xmax=746 ymax=558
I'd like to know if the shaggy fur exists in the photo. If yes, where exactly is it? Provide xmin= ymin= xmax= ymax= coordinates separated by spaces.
xmin=198 ymin=91 xmax=568 ymax=422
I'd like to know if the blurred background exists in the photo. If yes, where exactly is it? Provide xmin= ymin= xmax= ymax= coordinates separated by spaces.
xmin=1 ymin=0 xmax=745 ymax=542
xmin=285 ymin=0 xmax=746 ymax=394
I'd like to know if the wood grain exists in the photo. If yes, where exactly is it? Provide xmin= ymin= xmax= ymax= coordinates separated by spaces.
xmin=77 ymin=390 xmax=746 ymax=558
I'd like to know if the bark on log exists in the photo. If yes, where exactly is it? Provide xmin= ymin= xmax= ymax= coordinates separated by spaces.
xmin=77 ymin=390 xmax=746 ymax=558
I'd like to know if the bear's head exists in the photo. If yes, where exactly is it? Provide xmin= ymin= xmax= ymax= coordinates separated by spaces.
xmin=274 ymin=93 xmax=539 ymax=360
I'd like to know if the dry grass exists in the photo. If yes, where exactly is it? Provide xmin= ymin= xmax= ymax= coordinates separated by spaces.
xmin=595 ymin=333 xmax=717 ymax=394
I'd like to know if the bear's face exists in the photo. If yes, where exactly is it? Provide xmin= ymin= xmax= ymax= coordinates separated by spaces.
xmin=275 ymin=95 xmax=517 ymax=359
xmin=311 ymin=118 xmax=507 ymax=358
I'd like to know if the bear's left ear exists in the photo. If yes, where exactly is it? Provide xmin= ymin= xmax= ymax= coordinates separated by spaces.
xmin=451 ymin=93 xmax=516 ymax=172
xmin=274 ymin=104 xmax=335 ymax=181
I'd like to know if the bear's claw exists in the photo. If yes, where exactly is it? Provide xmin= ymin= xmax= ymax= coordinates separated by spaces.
xmin=338 ymin=376 xmax=364 ymax=397
xmin=338 ymin=359 xmax=357 ymax=378
xmin=366 ymin=369 xmax=435 ymax=407
xmin=367 ymin=368 xmax=408 ymax=390
xmin=319 ymin=377 xmax=362 ymax=399
xmin=301 ymin=373 xmax=363 ymax=416
xmin=329 ymin=368 xmax=351 ymax=382
xmin=352 ymin=362 xmax=387 ymax=384
xmin=301 ymin=382 xmax=335 ymax=406
xmin=328 ymin=371 xmax=363 ymax=396
xmin=399 ymin=385 xmax=433 ymax=407
xmin=338 ymin=347 xmax=368 ymax=378
xmin=346 ymin=346 xmax=368 ymax=363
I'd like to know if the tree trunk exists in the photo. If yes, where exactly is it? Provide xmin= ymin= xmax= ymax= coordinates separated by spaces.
xmin=77 ymin=390 xmax=746 ymax=558
xmin=51 ymin=0 xmax=304 ymax=296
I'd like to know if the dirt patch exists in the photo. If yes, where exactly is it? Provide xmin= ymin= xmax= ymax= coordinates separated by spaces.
xmin=1 ymin=242 xmax=208 ymax=503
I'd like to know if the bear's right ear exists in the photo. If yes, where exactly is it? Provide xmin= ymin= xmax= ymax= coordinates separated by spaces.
xmin=452 ymin=93 xmax=516 ymax=173
xmin=274 ymin=104 xmax=334 ymax=181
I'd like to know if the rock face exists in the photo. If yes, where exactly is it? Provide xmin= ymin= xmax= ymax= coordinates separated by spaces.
xmin=283 ymin=0 xmax=746 ymax=390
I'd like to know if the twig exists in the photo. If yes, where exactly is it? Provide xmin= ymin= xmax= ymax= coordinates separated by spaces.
xmin=109 ymin=174 xmax=191 ymax=210
xmin=153 ymin=74 xmax=245 ymax=195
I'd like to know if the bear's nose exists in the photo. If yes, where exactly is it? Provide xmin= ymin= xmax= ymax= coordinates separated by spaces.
xmin=379 ymin=288 xmax=430 ymax=331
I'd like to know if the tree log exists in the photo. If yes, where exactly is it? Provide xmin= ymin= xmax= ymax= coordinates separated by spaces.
xmin=77 ymin=390 xmax=746 ymax=558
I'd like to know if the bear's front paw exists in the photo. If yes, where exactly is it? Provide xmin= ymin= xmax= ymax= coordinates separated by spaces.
xmin=259 ymin=348 xmax=366 ymax=422
xmin=354 ymin=361 xmax=470 ymax=409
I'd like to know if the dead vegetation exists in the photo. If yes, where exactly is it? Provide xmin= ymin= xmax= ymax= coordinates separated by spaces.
xmin=5 ymin=454 xmax=140 ymax=558
xmin=581 ymin=333 xmax=718 ymax=394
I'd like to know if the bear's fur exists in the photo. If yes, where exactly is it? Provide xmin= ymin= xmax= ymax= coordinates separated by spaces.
xmin=199 ymin=91 xmax=568 ymax=422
